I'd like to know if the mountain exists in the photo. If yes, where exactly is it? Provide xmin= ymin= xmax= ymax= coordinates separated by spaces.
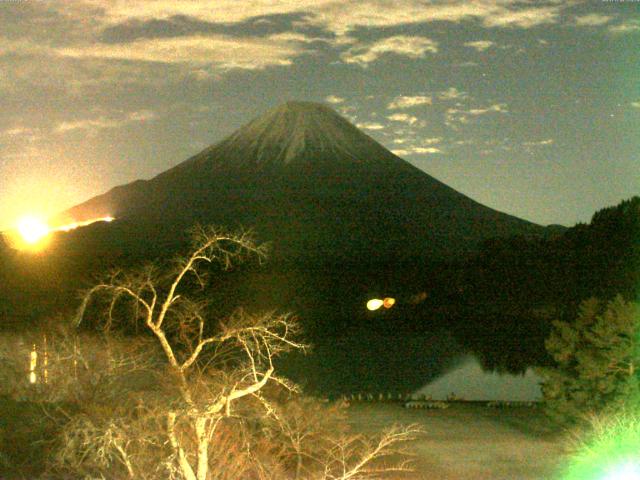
xmin=61 ymin=101 xmax=545 ymax=264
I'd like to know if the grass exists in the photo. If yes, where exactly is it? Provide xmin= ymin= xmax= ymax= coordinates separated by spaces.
xmin=346 ymin=402 xmax=567 ymax=480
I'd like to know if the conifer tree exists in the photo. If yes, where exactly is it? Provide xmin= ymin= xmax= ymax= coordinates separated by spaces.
xmin=538 ymin=295 xmax=640 ymax=424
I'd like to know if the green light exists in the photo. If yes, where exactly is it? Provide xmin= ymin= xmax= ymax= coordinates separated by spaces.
xmin=560 ymin=413 xmax=640 ymax=480
xmin=602 ymin=462 xmax=640 ymax=480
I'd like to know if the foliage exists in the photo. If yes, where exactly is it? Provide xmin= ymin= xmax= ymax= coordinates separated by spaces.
xmin=537 ymin=295 xmax=640 ymax=425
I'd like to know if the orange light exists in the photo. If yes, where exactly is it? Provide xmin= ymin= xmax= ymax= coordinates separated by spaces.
xmin=383 ymin=297 xmax=396 ymax=309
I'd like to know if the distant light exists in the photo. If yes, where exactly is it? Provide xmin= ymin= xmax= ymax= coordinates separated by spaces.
xmin=367 ymin=299 xmax=384 ymax=311
xmin=367 ymin=297 xmax=396 ymax=311
xmin=29 ymin=346 xmax=37 ymax=384
xmin=17 ymin=216 xmax=50 ymax=245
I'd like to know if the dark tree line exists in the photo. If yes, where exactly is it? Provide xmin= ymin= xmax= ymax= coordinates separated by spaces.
xmin=450 ymin=196 xmax=639 ymax=372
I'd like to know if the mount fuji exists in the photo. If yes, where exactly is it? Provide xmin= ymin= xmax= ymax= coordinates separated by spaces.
xmin=61 ymin=101 xmax=545 ymax=264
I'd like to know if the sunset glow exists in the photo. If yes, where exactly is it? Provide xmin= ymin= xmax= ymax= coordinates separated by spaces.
xmin=17 ymin=216 xmax=49 ymax=245
xmin=55 ymin=216 xmax=114 ymax=232
xmin=9 ymin=215 xmax=115 ymax=251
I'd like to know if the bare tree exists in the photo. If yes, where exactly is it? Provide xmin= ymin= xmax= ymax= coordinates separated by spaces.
xmin=67 ymin=226 xmax=306 ymax=480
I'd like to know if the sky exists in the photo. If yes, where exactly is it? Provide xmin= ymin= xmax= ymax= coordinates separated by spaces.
xmin=0 ymin=0 xmax=638 ymax=230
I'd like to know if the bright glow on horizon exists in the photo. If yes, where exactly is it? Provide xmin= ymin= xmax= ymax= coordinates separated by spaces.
xmin=55 ymin=216 xmax=114 ymax=232
xmin=17 ymin=216 xmax=50 ymax=245
xmin=9 ymin=215 xmax=115 ymax=251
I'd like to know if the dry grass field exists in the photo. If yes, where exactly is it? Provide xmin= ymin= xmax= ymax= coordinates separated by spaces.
xmin=347 ymin=402 xmax=568 ymax=480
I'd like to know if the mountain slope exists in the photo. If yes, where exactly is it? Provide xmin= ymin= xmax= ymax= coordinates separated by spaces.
xmin=62 ymin=101 xmax=544 ymax=263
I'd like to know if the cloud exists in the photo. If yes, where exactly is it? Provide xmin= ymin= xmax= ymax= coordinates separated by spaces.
xmin=574 ymin=14 xmax=613 ymax=27
xmin=83 ymin=1 xmax=568 ymax=36
xmin=325 ymin=95 xmax=345 ymax=104
xmin=355 ymin=121 xmax=385 ymax=130
xmin=341 ymin=35 xmax=438 ymax=66
xmin=55 ymin=110 xmax=156 ymax=133
xmin=608 ymin=20 xmax=640 ymax=34
xmin=309 ymin=1 xmax=567 ymax=33
xmin=522 ymin=139 xmax=554 ymax=146
xmin=467 ymin=104 xmax=508 ymax=115
xmin=1 ymin=126 xmax=38 ymax=137
xmin=387 ymin=95 xmax=432 ymax=109
xmin=482 ymin=5 xmax=560 ymax=29
xmin=438 ymin=87 xmax=468 ymax=101
xmin=463 ymin=40 xmax=495 ymax=52
xmin=445 ymin=103 xmax=508 ymax=127
xmin=392 ymin=146 xmax=441 ymax=156
xmin=386 ymin=113 xmax=420 ymax=125
xmin=55 ymin=34 xmax=309 ymax=70
xmin=413 ymin=146 xmax=441 ymax=153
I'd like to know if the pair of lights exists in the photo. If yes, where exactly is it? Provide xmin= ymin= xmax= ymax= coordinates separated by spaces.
xmin=366 ymin=297 xmax=396 ymax=311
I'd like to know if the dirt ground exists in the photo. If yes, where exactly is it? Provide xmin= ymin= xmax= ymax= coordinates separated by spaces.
xmin=347 ymin=402 xmax=568 ymax=480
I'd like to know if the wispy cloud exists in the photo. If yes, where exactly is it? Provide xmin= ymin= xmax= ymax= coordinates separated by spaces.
xmin=467 ymin=104 xmax=508 ymax=115
xmin=86 ymin=1 xmax=570 ymax=36
xmin=387 ymin=95 xmax=432 ymax=109
xmin=390 ymin=136 xmax=441 ymax=155
xmin=463 ymin=40 xmax=495 ymax=52
xmin=482 ymin=5 xmax=560 ymax=29
xmin=574 ymin=14 xmax=613 ymax=27
xmin=392 ymin=146 xmax=441 ymax=156
xmin=325 ymin=95 xmax=345 ymax=104
xmin=608 ymin=20 xmax=640 ymax=34
xmin=1 ymin=126 xmax=38 ymax=138
xmin=355 ymin=121 xmax=385 ymax=130
xmin=55 ymin=110 xmax=156 ymax=134
xmin=438 ymin=87 xmax=468 ymax=101
xmin=445 ymin=103 xmax=508 ymax=127
xmin=386 ymin=113 xmax=420 ymax=125
xmin=341 ymin=35 xmax=438 ymax=66
xmin=522 ymin=139 xmax=554 ymax=146
xmin=56 ymin=34 xmax=309 ymax=70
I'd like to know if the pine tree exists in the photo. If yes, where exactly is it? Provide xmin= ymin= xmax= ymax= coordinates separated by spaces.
xmin=538 ymin=295 xmax=640 ymax=424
